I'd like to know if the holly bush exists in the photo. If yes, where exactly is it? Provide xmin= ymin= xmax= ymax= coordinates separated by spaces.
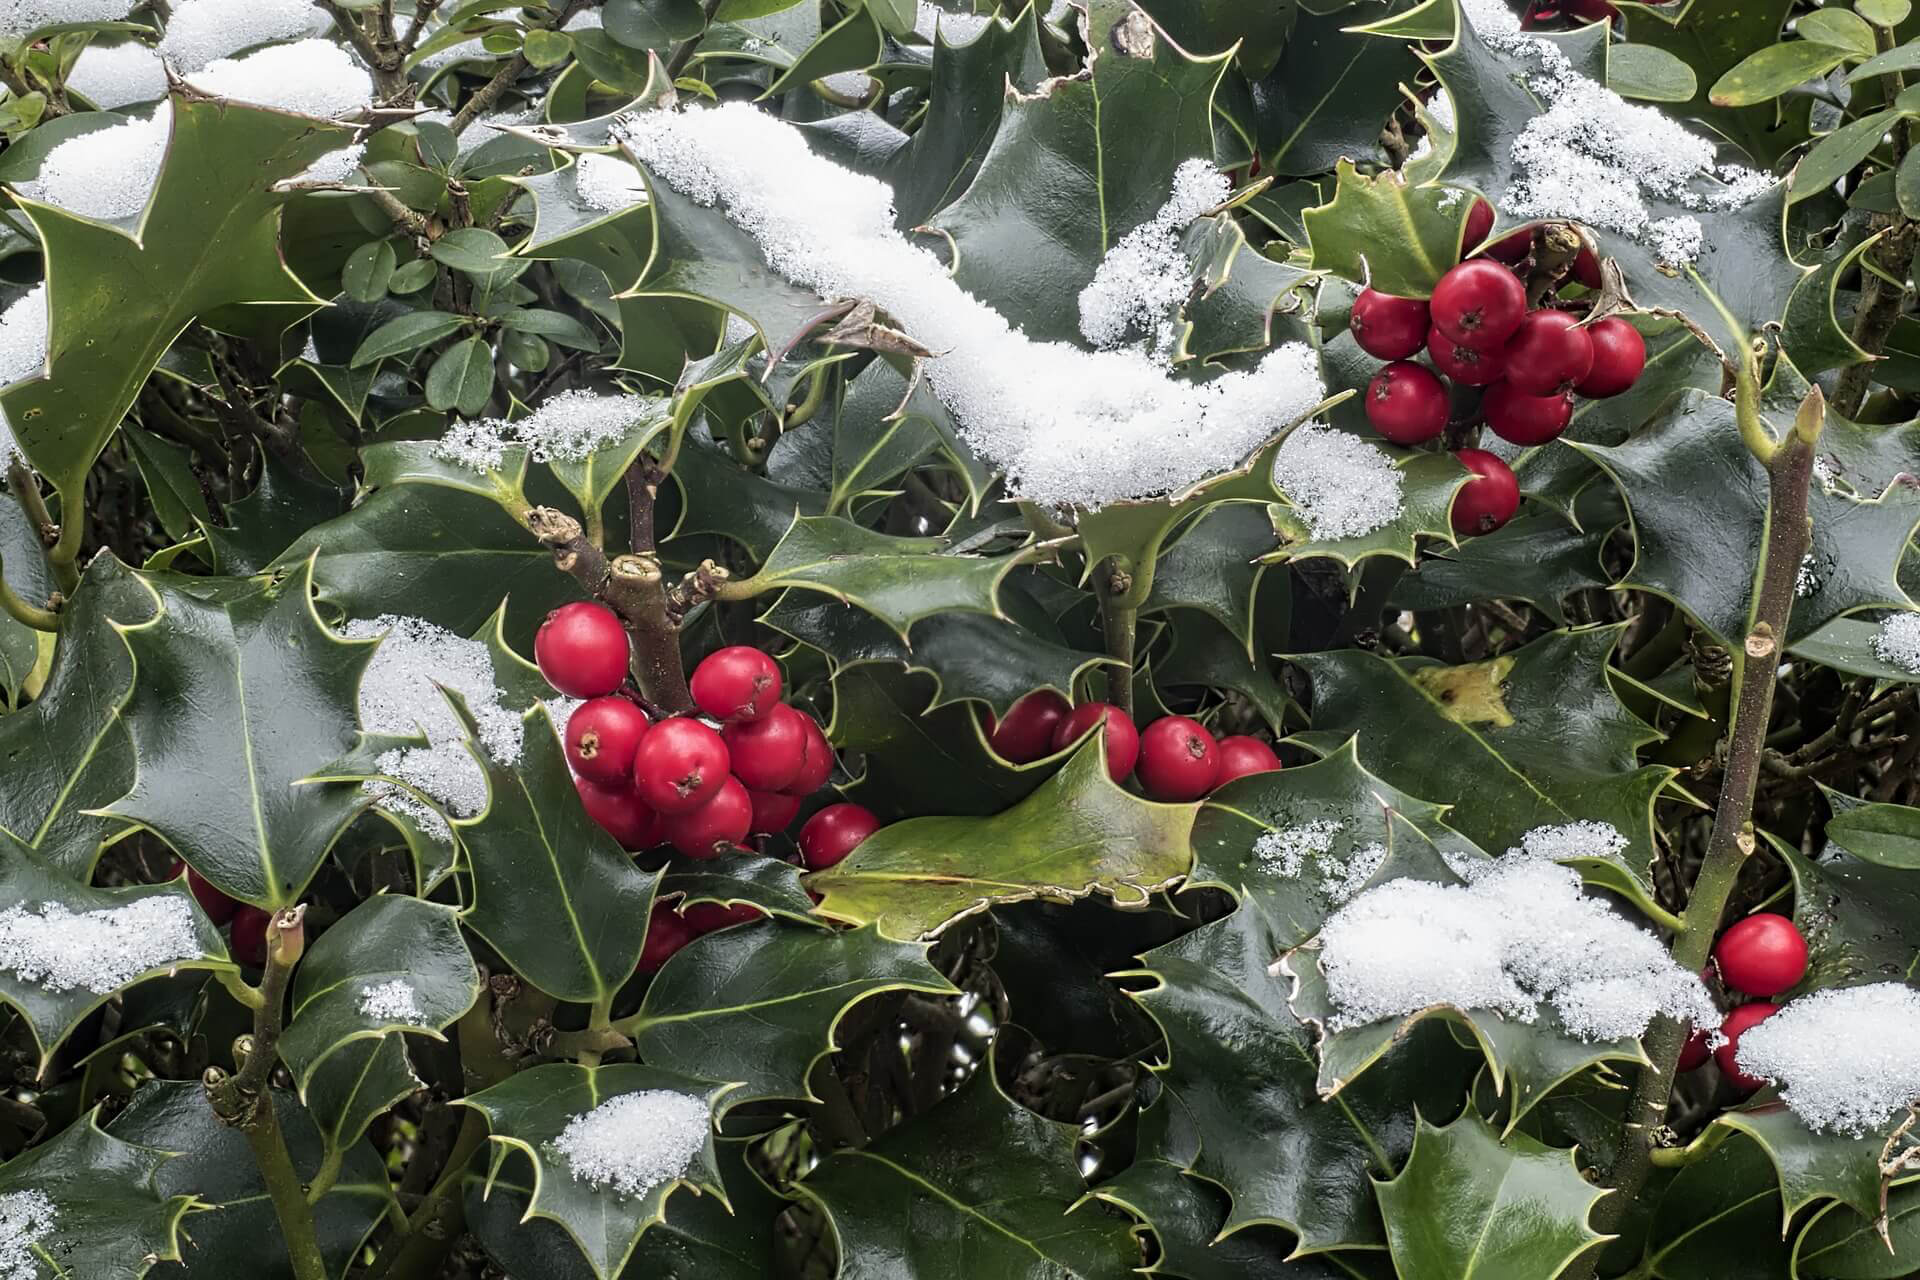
xmin=5 ymin=0 xmax=1920 ymax=1277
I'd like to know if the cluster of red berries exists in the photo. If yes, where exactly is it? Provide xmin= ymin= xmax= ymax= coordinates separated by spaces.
xmin=1349 ymin=204 xmax=1648 ymax=537
xmin=981 ymin=690 xmax=1282 ymax=800
xmin=1678 ymin=912 xmax=1810 ymax=1089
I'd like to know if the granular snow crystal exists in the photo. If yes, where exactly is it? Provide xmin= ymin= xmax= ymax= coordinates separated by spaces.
xmin=1 ymin=0 xmax=125 ymax=37
xmin=614 ymin=102 xmax=1327 ymax=510
xmin=573 ymin=152 xmax=647 ymax=213
xmin=1316 ymin=861 xmax=1716 ymax=1041
xmin=1271 ymin=425 xmax=1404 ymax=541
xmin=432 ymin=389 xmax=660 ymax=472
xmin=1078 ymin=158 xmax=1228 ymax=359
xmin=24 ymin=108 xmax=170 ymax=222
xmin=358 ymin=978 xmax=427 ymax=1024
xmin=1871 ymin=613 xmax=1920 ymax=675
xmin=1734 ymin=984 xmax=1920 ymax=1136
xmin=66 ymin=41 xmax=168 ymax=109
xmin=1251 ymin=821 xmax=1386 ymax=903
xmin=187 ymin=40 xmax=373 ymax=118
xmin=1496 ymin=821 xmax=1628 ymax=874
xmin=0 ymin=896 xmax=199 ymax=994
xmin=160 ymin=0 xmax=333 ymax=73
xmin=548 ymin=1091 xmax=711 ymax=1197
xmin=0 ymin=1189 xmax=55 ymax=1280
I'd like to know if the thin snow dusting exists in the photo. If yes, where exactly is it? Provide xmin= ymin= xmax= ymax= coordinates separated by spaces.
xmin=1316 ymin=861 xmax=1717 ymax=1041
xmin=1871 ymin=613 xmax=1920 ymax=674
xmin=432 ymin=389 xmax=658 ymax=471
xmin=358 ymin=978 xmax=427 ymax=1024
xmin=614 ymin=102 xmax=1328 ymax=510
xmin=1271 ymin=425 xmax=1404 ymax=541
xmin=0 ymin=0 xmax=125 ymax=37
xmin=1078 ymin=157 xmax=1228 ymax=358
xmin=0 ymin=1190 xmax=55 ymax=1280
xmin=0 ymin=896 xmax=199 ymax=994
xmin=159 ymin=0 xmax=333 ymax=72
xmin=915 ymin=2 xmax=993 ymax=41
xmin=0 ymin=285 xmax=47 ymax=463
xmin=187 ymin=40 xmax=374 ymax=118
xmin=1251 ymin=822 xmax=1386 ymax=903
xmin=549 ymin=1091 xmax=711 ymax=1197
xmin=23 ymin=106 xmax=170 ymax=222
xmin=67 ymin=41 xmax=167 ymax=109
xmin=1734 ymin=984 xmax=1920 ymax=1136
xmin=573 ymin=152 xmax=647 ymax=213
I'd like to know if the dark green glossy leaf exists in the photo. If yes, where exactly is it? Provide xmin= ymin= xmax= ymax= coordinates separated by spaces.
xmin=1641 ymin=1129 xmax=1794 ymax=1278
xmin=658 ymin=847 xmax=823 ymax=925
xmin=1825 ymin=798 xmax=1920 ymax=869
xmin=302 ymin=1036 xmax=419 ymax=1179
xmin=1144 ymin=503 xmax=1277 ymax=655
xmin=1792 ymin=616 xmax=1920 ymax=682
xmin=1793 ymin=1180 xmax=1920 ymax=1278
xmin=0 ymin=1109 xmax=192 ymax=1279
xmin=1389 ymin=510 xmax=1612 ymax=625
xmin=424 ymin=336 xmax=494 ymax=415
xmin=1716 ymin=1105 xmax=1884 ymax=1224
xmin=201 ymin=452 xmax=346 ymax=577
xmin=1245 ymin=7 xmax=1420 ymax=177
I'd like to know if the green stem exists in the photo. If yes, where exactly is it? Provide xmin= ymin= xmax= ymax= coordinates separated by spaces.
xmin=1094 ymin=556 xmax=1137 ymax=716
xmin=0 ymin=553 xmax=56 ymax=631
xmin=242 ymin=1101 xmax=328 ymax=1280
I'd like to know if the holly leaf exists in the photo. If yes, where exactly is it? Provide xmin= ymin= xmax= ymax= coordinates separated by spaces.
xmin=1143 ymin=502 xmax=1278 ymax=657
xmin=1793 ymin=1180 xmax=1920 ymax=1279
xmin=1638 ymin=1129 xmax=1795 ymax=1278
xmin=1302 ymin=161 xmax=1466 ymax=298
xmin=1780 ymin=835 xmax=1920 ymax=994
xmin=1713 ymin=1106 xmax=1884 ymax=1225
xmin=201 ymin=453 xmax=346 ymax=577
xmin=1239 ymin=7 xmax=1422 ymax=177
xmin=796 ymin=1050 xmax=1138 ymax=1279
xmin=624 ymin=920 xmax=954 ymax=1108
xmin=98 ymin=562 xmax=369 ymax=908
xmin=0 ymin=1108 xmax=193 ymax=1279
xmin=1388 ymin=510 xmax=1613 ymax=626
xmin=302 ymin=1036 xmax=420 ymax=1184
xmin=808 ymin=739 xmax=1197 ymax=940
xmin=1375 ymin=1113 xmax=1607 ymax=1280
xmin=1153 ymin=610 xmax=1295 ymax=734
xmin=659 ymin=847 xmax=825 ymax=926
xmin=460 ymin=1063 xmax=728 ymax=1280
xmin=1791 ymin=616 xmax=1920 ymax=682
xmin=1137 ymin=0 xmax=1293 ymax=79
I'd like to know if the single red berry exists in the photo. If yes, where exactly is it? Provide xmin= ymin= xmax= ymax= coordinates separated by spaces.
xmin=782 ymin=713 xmax=834 ymax=795
xmin=1351 ymin=289 xmax=1431 ymax=360
xmin=1214 ymin=736 xmax=1282 ymax=786
xmin=1427 ymin=325 xmax=1506 ymax=387
xmin=798 ymin=803 xmax=881 ymax=870
xmin=1450 ymin=449 xmax=1521 ymax=536
xmin=661 ymin=776 xmax=752 ymax=858
xmin=171 ymin=859 xmax=239 ymax=925
xmin=682 ymin=901 xmax=765 ymax=933
xmin=985 ymin=689 xmax=1072 ymax=763
xmin=747 ymin=788 xmax=802 ymax=834
xmin=575 ymin=775 xmax=658 ymax=850
xmin=632 ymin=717 xmax=730 ymax=814
xmin=230 ymin=906 xmax=271 ymax=968
xmin=1136 ymin=716 xmax=1221 ymax=801
xmin=1574 ymin=316 xmax=1646 ymax=398
xmin=565 ymin=696 xmax=650 ymax=787
xmin=1500 ymin=310 xmax=1594 ymax=396
xmin=689 ymin=645 xmax=783 ymax=722
xmin=722 ymin=703 xmax=809 ymax=792
xmin=1677 ymin=1025 xmax=1711 ymax=1072
xmin=534 ymin=602 xmax=630 ymax=698
xmin=1572 ymin=243 xmax=1602 ymax=289
xmin=1715 ymin=1002 xmax=1782 ymax=1091
xmin=1364 ymin=360 xmax=1449 ymax=445
xmin=1051 ymin=702 xmax=1140 ymax=782
xmin=1482 ymin=380 xmax=1573 ymax=446
xmin=636 ymin=902 xmax=695 ymax=974
xmin=1713 ymin=913 xmax=1809 ymax=997
xmin=1431 ymin=259 xmax=1526 ymax=348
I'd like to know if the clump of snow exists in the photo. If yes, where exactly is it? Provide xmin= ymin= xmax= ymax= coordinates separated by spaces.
xmin=159 ymin=0 xmax=333 ymax=72
xmin=23 ymin=106 xmax=170 ymax=222
xmin=0 ymin=1190 xmax=55 ymax=1280
xmin=0 ymin=285 xmax=48 ymax=465
xmin=1 ymin=0 xmax=125 ymax=38
xmin=339 ymin=615 xmax=525 ymax=838
xmin=358 ymin=978 xmax=427 ymax=1024
xmin=1490 ymin=821 xmax=1628 ymax=876
xmin=573 ymin=152 xmax=647 ymax=213
xmin=66 ymin=41 xmax=167 ymax=109
xmin=1078 ymin=158 xmax=1227 ymax=359
xmin=432 ymin=389 xmax=659 ymax=472
xmin=295 ymin=143 xmax=365 ymax=185
xmin=1271 ymin=425 xmax=1404 ymax=541
xmin=1316 ymin=861 xmax=1716 ymax=1041
xmin=0 ymin=896 xmax=199 ymax=994
xmin=562 ymin=8 xmax=603 ymax=32
xmin=915 ymin=2 xmax=993 ymax=41
xmin=1871 ymin=613 xmax=1920 ymax=675
xmin=188 ymin=40 xmax=373 ymax=118
xmin=548 ymin=1091 xmax=711 ymax=1197
xmin=614 ymin=103 xmax=1327 ymax=510
xmin=1458 ymin=0 xmax=1772 ymax=267
xmin=1734 ymin=984 xmax=1920 ymax=1136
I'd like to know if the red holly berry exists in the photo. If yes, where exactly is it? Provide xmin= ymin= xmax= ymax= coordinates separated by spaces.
xmin=799 ymin=803 xmax=881 ymax=870
xmin=1450 ymin=449 xmax=1521 ymax=536
xmin=985 ymin=689 xmax=1072 ymax=763
xmin=747 ymin=788 xmax=802 ymax=834
xmin=1136 ymin=716 xmax=1221 ymax=801
xmin=632 ymin=718 xmax=731 ymax=814
xmin=1482 ymin=380 xmax=1573 ymax=445
xmin=661 ymin=775 xmax=752 ymax=858
xmin=1431 ymin=259 xmax=1526 ymax=348
xmin=682 ymin=901 xmax=765 ymax=933
xmin=1426 ymin=325 xmax=1506 ymax=387
xmin=534 ymin=602 xmax=630 ymax=698
xmin=1500 ymin=310 xmax=1594 ymax=396
xmin=1713 ymin=913 xmax=1808 ymax=997
xmin=1214 ymin=736 xmax=1282 ymax=785
xmin=1715 ymin=1002 xmax=1782 ymax=1091
xmin=783 ymin=713 xmax=834 ymax=795
xmin=1351 ymin=289 xmax=1431 ymax=360
xmin=1051 ymin=702 xmax=1140 ymax=782
xmin=565 ymin=696 xmax=650 ymax=787
xmin=1574 ymin=316 xmax=1646 ymax=398
xmin=689 ymin=645 xmax=783 ymax=722
xmin=1572 ymin=243 xmax=1602 ymax=289
xmin=1364 ymin=360 xmax=1449 ymax=445
xmin=230 ymin=906 xmax=271 ymax=968
xmin=1460 ymin=200 xmax=1528 ymax=262
xmin=635 ymin=902 xmax=695 ymax=974
xmin=171 ymin=859 xmax=239 ymax=925
xmin=575 ymin=775 xmax=657 ymax=850
xmin=1677 ymin=1025 xmax=1711 ymax=1072
xmin=722 ymin=703 xmax=809 ymax=792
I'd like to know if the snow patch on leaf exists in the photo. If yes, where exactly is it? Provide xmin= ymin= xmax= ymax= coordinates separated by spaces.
xmin=0 ymin=897 xmax=199 ymax=994
xmin=1870 ymin=612 xmax=1920 ymax=674
xmin=0 ymin=1190 xmax=55 ymax=1280
xmin=432 ymin=389 xmax=659 ymax=471
xmin=1078 ymin=157 xmax=1228 ymax=359
xmin=1734 ymin=983 xmax=1920 ymax=1136
xmin=547 ymin=1091 xmax=711 ymax=1197
xmin=67 ymin=42 xmax=167 ymax=109
xmin=23 ymin=106 xmax=170 ymax=222
xmin=573 ymin=152 xmax=647 ymax=213
xmin=159 ymin=0 xmax=333 ymax=73
xmin=0 ymin=0 xmax=126 ymax=38
xmin=1271 ymin=425 xmax=1404 ymax=541
xmin=187 ymin=39 xmax=373 ymax=118
xmin=358 ymin=978 xmax=426 ymax=1024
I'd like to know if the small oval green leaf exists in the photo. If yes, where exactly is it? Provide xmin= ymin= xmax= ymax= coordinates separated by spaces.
xmin=1709 ymin=41 xmax=1854 ymax=106
xmin=342 ymin=239 xmax=397 ymax=303
xmin=1857 ymin=0 xmax=1912 ymax=26
xmin=350 ymin=310 xmax=467 ymax=367
xmin=1608 ymin=43 xmax=1699 ymax=103
xmin=425 ymin=336 xmax=494 ymax=414
xmin=1798 ymin=8 xmax=1878 ymax=57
